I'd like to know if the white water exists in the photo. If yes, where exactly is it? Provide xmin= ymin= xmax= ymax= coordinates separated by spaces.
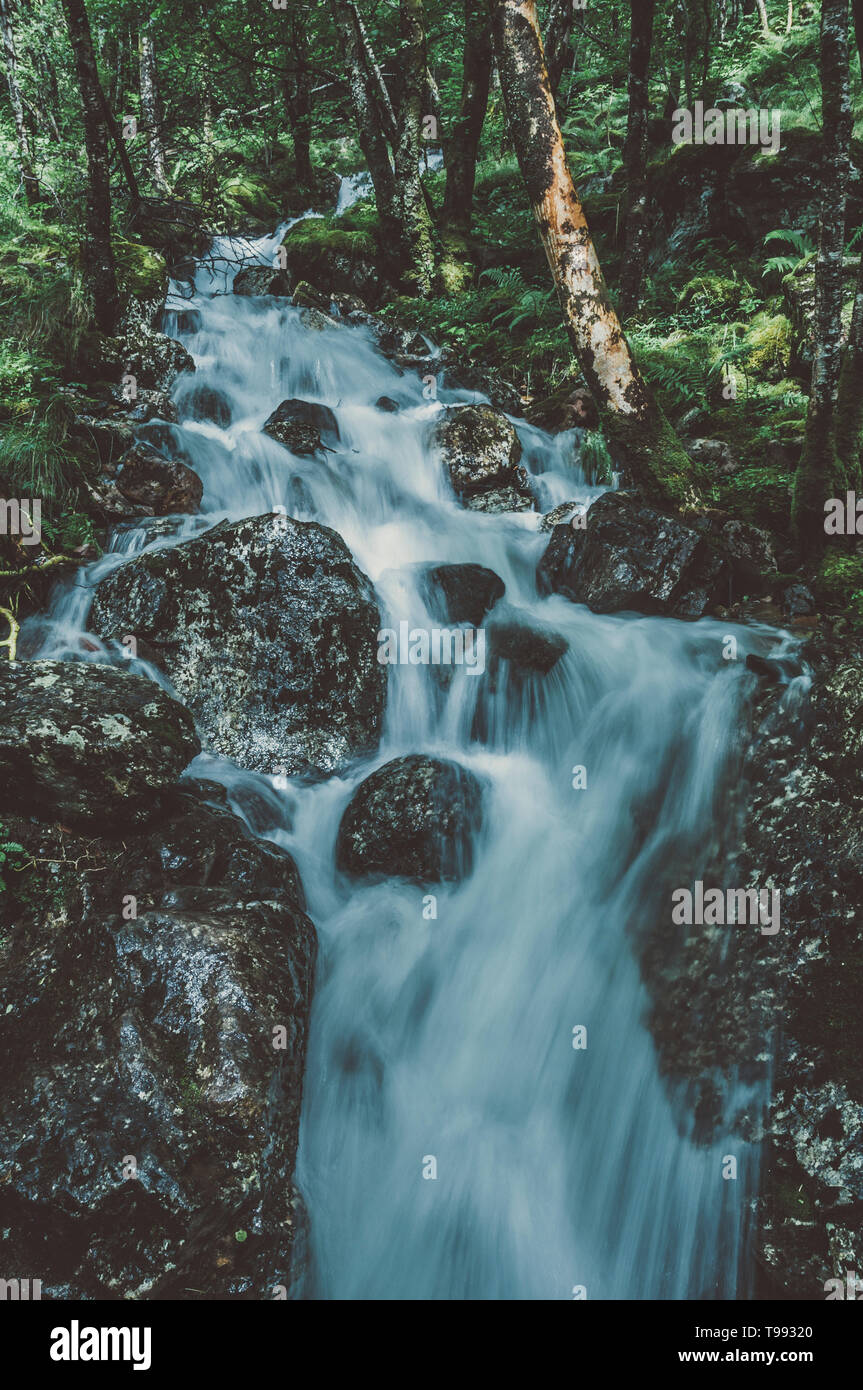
xmin=25 ymin=215 xmax=792 ymax=1301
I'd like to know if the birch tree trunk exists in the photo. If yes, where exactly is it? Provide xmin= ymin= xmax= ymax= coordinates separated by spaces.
xmin=442 ymin=0 xmax=493 ymax=233
xmin=793 ymin=0 xmax=852 ymax=554
xmin=492 ymin=0 xmax=701 ymax=507
xmin=0 ymin=0 xmax=39 ymax=203
xmin=333 ymin=0 xmax=399 ymax=244
xmin=61 ymin=0 xmax=120 ymax=334
xmin=755 ymin=0 xmax=771 ymax=37
xmin=139 ymin=25 xmax=169 ymax=194
xmin=618 ymin=0 xmax=656 ymax=320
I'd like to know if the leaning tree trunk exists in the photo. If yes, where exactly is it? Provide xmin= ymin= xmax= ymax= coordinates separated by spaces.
xmin=333 ymin=0 xmax=400 ymax=244
xmin=793 ymin=0 xmax=853 ymax=555
xmin=618 ymin=0 xmax=656 ymax=320
xmin=393 ymin=0 xmax=437 ymax=296
xmin=139 ymin=25 xmax=169 ymax=193
xmin=442 ymin=0 xmax=493 ymax=233
xmin=0 ymin=0 xmax=39 ymax=203
xmin=492 ymin=0 xmax=701 ymax=507
xmin=61 ymin=0 xmax=120 ymax=334
xmin=833 ymin=0 xmax=863 ymax=491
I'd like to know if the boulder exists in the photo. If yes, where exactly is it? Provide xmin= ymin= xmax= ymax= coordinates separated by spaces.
xmin=336 ymin=754 xmax=483 ymax=883
xmin=686 ymin=438 xmax=739 ymax=477
xmin=488 ymin=620 xmax=568 ymax=677
xmin=537 ymin=490 xmax=728 ymax=618
xmin=433 ymin=404 xmax=523 ymax=499
xmin=120 ymin=320 xmax=196 ymax=394
xmin=0 ymin=660 xmax=200 ymax=831
xmin=90 ymin=513 xmax=386 ymax=778
xmin=177 ymin=382 xmax=232 ymax=427
xmin=233 ymin=265 xmax=292 ymax=297
xmin=262 ymin=398 xmax=340 ymax=456
xmin=0 ymin=786 xmax=316 ymax=1299
xmin=115 ymin=441 xmax=203 ymax=516
xmin=375 ymin=395 xmax=400 ymax=414
xmin=424 ymin=563 xmax=505 ymax=627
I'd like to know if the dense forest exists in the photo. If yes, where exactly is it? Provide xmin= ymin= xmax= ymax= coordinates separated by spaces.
xmin=0 ymin=0 xmax=862 ymax=1316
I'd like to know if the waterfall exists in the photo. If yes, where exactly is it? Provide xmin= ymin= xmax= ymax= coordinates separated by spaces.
xmin=25 ymin=214 xmax=781 ymax=1301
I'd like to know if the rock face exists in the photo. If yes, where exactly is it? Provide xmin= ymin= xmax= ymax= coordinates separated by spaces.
xmin=233 ymin=265 xmax=292 ymax=297
xmin=488 ymin=621 xmax=568 ymax=677
xmin=640 ymin=641 xmax=863 ymax=1298
xmin=0 ymin=783 xmax=316 ymax=1299
xmin=424 ymin=563 xmax=505 ymax=627
xmin=538 ymin=491 xmax=728 ymax=618
xmin=336 ymin=754 xmax=483 ymax=883
xmin=115 ymin=441 xmax=203 ymax=516
xmin=0 ymin=661 xmax=200 ymax=831
xmin=433 ymin=404 xmax=532 ymax=509
xmin=263 ymin=398 xmax=340 ymax=456
xmin=90 ymin=513 xmax=386 ymax=778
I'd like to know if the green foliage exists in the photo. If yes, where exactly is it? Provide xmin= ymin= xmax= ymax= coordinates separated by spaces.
xmin=0 ymin=837 xmax=27 ymax=893
xmin=816 ymin=552 xmax=863 ymax=629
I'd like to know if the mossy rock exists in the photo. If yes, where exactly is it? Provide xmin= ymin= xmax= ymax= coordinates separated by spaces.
xmin=113 ymin=240 xmax=168 ymax=304
xmin=280 ymin=218 xmax=386 ymax=306
xmin=816 ymin=552 xmax=863 ymax=630
xmin=742 ymin=312 xmax=792 ymax=383
xmin=219 ymin=174 xmax=282 ymax=226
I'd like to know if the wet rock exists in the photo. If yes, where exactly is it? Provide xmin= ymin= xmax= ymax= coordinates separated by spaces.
xmin=0 ymin=660 xmax=199 ymax=831
xmin=0 ymin=787 xmax=316 ymax=1299
xmin=263 ymin=398 xmax=339 ymax=456
xmin=433 ymin=403 xmax=523 ymax=499
xmin=540 ymin=501 xmax=582 ymax=531
xmin=488 ymin=620 xmax=568 ymax=676
xmin=463 ymin=483 xmax=536 ymax=514
xmin=177 ymin=382 xmax=232 ymax=427
xmin=115 ymin=441 xmax=203 ymax=516
xmin=525 ymin=386 xmax=599 ymax=434
xmin=233 ymin=265 xmax=292 ymax=297
xmin=90 ymin=513 xmax=386 ymax=779
xmin=375 ymin=395 xmax=400 ymax=413
xmin=424 ymin=563 xmax=505 ymax=627
xmin=538 ymin=491 xmax=727 ymax=618
xmin=780 ymin=582 xmax=816 ymax=618
xmin=120 ymin=320 xmax=196 ymax=394
xmin=336 ymin=754 xmax=483 ymax=883
xmin=280 ymin=223 xmax=386 ymax=306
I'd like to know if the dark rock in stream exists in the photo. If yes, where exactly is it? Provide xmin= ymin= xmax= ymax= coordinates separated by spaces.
xmin=0 ymin=784 xmax=316 ymax=1299
xmin=177 ymin=382 xmax=233 ymax=427
xmin=0 ymin=660 xmax=199 ymax=830
xmin=263 ymin=398 xmax=340 ymax=456
xmin=90 ymin=513 xmax=386 ymax=779
xmin=336 ymin=754 xmax=483 ymax=883
xmin=115 ymin=441 xmax=203 ymax=516
xmin=424 ymin=563 xmax=505 ymax=627
xmin=433 ymin=403 xmax=524 ymax=501
xmin=233 ymin=265 xmax=292 ymax=298
xmin=487 ymin=620 xmax=568 ymax=677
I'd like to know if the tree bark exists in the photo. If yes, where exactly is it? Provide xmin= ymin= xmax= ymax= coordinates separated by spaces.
xmin=283 ymin=12 xmax=314 ymax=186
xmin=618 ymin=0 xmax=656 ymax=320
xmin=833 ymin=0 xmax=863 ymax=490
xmin=393 ymin=0 xmax=437 ymax=295
xmin=0 ymin=0 xmax=39 ymax=203
xmin=793 ymin=0 xmax=852 ymax=554
xmin=442 ymin=0 xmax=493 ymax=233
xmin=755 ymin=0 xmax=771 ymax=36
xmin=61 ymin=0 xmax=120 ymax=334
xmin=491 ymin=0 xmax=700 ymax=507
xmin=333 ymin=0 xmax=399 ymax=242
xmin=139 ymin=25 xmax=169 ymax=193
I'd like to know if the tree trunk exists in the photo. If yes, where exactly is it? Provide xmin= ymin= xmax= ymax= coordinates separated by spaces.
xmin=0 ymin=0 xmax=39 ymax=203
xmin=442 ymin=0 xmax=493 ymax=233
xmin=755 ymin=0 xmax=771 ymax=37
xmin=393 ymin=0 xmax=437 ymax=295
xmin=618 ymin=0 xmax=656 ymax=320
xmin=61 ymin=0 xmax=120 ymax=334
xmin=333 ymin=0 xmax=400 ymax=243
xmin=492 ymin=0 xmax=700 ymax=507
xmin=833 ymin=0 xmax=863 ymax=491
xmin=283 ymin=13 xmax=314 ymax=187
xmin=350 ymin=0 xmax=399 ymax=143
xmin=793 ymin=0 xmax=852 ymax=555
xmin=139 ymin=25 xmax=169 ymax=193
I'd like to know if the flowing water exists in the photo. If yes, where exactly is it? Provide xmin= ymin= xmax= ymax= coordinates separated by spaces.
xmin=25 ymin=215 xmax=793 ymax=1301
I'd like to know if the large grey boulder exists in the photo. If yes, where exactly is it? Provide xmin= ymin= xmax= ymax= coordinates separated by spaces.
xmin=433 ymin=404 xmax=531 ymax=507
xmin=90 ymin=513 xmax=386 ymax=778
xmin=0 ymin=660 xmax=200 ymax=831
xmin=0 ymin=785 xmax=316 ymax=1299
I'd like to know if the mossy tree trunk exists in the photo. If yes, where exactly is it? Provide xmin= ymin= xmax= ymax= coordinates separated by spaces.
xmin=834 ymin=0 xmax=863 ymax=492
xmin=793 ymin=0 xmax=852 ymax=557
xmin=492 ymin=0 xmax=702 ymax=508
xmin=61 ymin=0 xmax=120 ymax=335
xmin=442 ymin=0 xmax=493 ymax=235
xmin=333 ymin=0 xmax=400 ymax=246
xmin=393 ymin=0 xmax=437 ymax=296
xmin=618 ymin=0 xmax=656 ymax=321
xmin=0 ymin=0 xmax=39 ymax=204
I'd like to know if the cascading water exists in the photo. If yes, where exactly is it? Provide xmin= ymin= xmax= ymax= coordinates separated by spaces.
xmin=26 ymin=212 xmax=789 ymax=1301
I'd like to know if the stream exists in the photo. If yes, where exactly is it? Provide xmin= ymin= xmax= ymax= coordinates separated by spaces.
xmin=25 ymin=204 xmax=784 ymax=1301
